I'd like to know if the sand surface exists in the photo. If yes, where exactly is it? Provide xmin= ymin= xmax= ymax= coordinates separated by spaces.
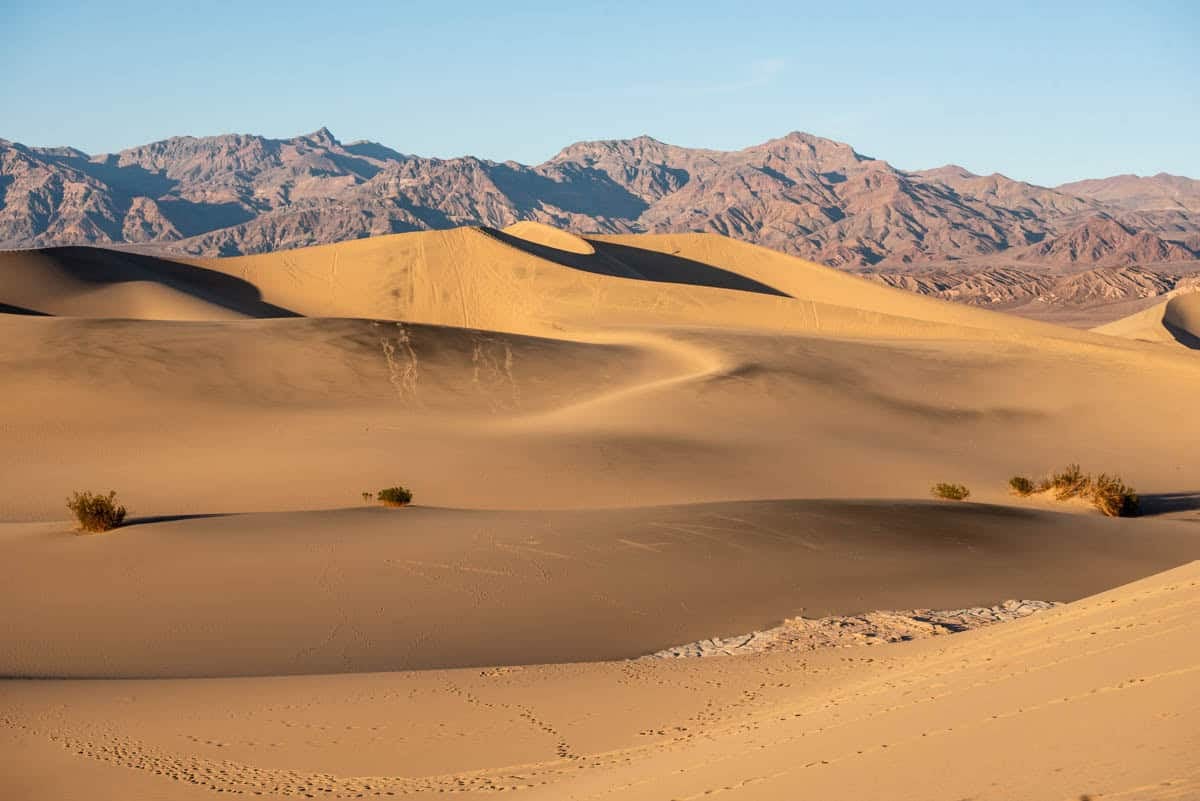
xmin=3 ymin=228 xmax=1199 ymax=520
xmin=3 ymin=561 xmax=1197 ymax=800
xmin=3 ymin=501 xmax=1197 ymax=678
xmin=2 ymin=222 xmax=1198 ymax=798
xmin=1095 ymin=289 xmax=1200 ymax=349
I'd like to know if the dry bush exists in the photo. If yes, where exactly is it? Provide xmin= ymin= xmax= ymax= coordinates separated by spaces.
xmin=1048 ymin=463 xmax=1092 ymax=500
xmin=376 ymin=486 xmax=413 ymax=507
xmin=66 ymin=490 xmax=127 ymax=533
xmin=1009 ymin=476 xmax=1035 ymax=496
xmin=361 ymin=491 xmax=373 ymax=504
xmin=931 ymin=483 xmax=971 ymax=501
xmin=1091 ymin=474 xmax=1139 ymax=517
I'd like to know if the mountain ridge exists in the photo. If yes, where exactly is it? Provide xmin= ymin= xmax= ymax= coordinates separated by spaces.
xmin=2 ymin=128 xmax=1197 ymax=277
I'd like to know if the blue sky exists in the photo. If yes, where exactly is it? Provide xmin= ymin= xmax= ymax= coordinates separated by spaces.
xmin=3 ymin=0 xmax=1196 ymax=185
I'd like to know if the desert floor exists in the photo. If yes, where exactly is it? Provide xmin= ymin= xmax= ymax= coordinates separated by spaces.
xmin=2 ymin=223 xmax=1198 ymax=799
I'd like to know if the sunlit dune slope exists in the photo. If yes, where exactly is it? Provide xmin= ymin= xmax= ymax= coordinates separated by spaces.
xmin=3 ymin=559 xmax=1197 ymax=800
xmin=190 ymin=223 xmax=1135 ymax=341
xmin=2 ymin=225 xmax=1199 ymax=520
xmin=1095 ymin=289 xmax=1200 ymax=348
xmin=0 ymin=222 xmax=1140 ymax=343
xmin=502 ymin=221 xmax=596 ymax=254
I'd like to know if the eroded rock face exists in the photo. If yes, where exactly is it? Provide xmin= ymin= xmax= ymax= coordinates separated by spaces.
xmin=644 ymin=600 xmax=1061 ymax=659
xmin=866 ymin=265 xmax=1200 ymax=313
xmin=2 ymin=130 xmax=1196 ymax=275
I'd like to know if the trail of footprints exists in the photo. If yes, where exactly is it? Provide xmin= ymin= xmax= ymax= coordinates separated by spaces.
xmin=9 ymin=578 xmax=1197 ymax=797
xmin=441 ymin=679 xmax=579 ymax=761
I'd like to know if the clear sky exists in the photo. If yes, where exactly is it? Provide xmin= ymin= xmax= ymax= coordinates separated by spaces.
xmin=3 ymin=0 xmax=1197 ymax=186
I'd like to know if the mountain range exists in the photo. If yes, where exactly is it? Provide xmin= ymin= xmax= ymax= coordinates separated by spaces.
xmin=3 ymin=127 xmax=1198 ymax=318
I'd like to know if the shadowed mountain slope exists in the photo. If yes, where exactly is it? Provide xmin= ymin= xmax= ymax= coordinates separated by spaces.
xmin=3 ymin=130 xmax=1196 ymax=274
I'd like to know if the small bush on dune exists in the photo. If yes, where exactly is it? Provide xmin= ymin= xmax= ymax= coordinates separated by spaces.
xmin=1008 ymin=476 xmax=1035 ymax=496
xmin=362 ymin=491 xmax=373 ymax=504
xmin=1048 ymin=463 xmax=1091 ymax=500
xmin=66 ymin=490 xmax=127 ymax=533
xmin=1012 ymin=464 xmax=1140 ymax=518
xmin=376 ymin=486 xmax=413 ymax=507
xmin=1091 ymin=474 xmax=1140 ymax=517
xmin=931 ymin=483 xmax=970 ymax=501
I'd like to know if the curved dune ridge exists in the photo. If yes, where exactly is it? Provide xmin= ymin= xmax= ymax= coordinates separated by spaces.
xmin=502 ymin=220 xmax=596 ymax=254
xmin=1165 ymin=290 xmax=1200 ymax=341
xmin=2 ymin=225 xmax=1200 ymax=799
xmin=0 ymin=225 xmax=1137 ymax=339
xmin=1094 ymin=289 xmax=1200 ymax=348
xmin=0 ymin=247 xmax=292 ymax=320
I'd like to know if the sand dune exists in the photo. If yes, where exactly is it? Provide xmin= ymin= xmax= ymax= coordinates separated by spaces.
xmin=3 ymin=559 xmax=1196 ymax=800
xmin=3 ymin=309 xmax=1198 ymax=521
xmin=502 ymin=221 xmax=597 ymax=255
xmin=1096 ymin=289 xmax=1200 ymax=348
xmin=2 ymin=224 xmax=1198 ymax=799
xmin=0 ymin=247 xmax=292 ymax=319
xmin=3 ymin=229 xmax=1199 ymax=520
xmin=3 ymin=501 xmax=1196 ymax=678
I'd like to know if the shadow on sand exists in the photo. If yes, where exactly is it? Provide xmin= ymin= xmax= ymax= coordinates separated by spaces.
xmin=1163 ymin=320 xmax=1200 ymax=350
xmin=480 ymin=227 xmax=792 ymax=298
xmin=0 ymin=302 xmax=51 ymax=316
xmin=1138 ymin=492 xmax=1200 ymax=517
xmin=31 ymin=247 xmax=300 ymax=318
xmin=121 ymin=513 xmax=237 ymax=528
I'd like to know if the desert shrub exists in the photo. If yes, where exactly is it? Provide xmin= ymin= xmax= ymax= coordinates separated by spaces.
xmin=1091 ymin=474 xmax=1139 ymax=517
xmin=361 ymin=491 xmax=373 ymax=504
xmin=376 ymin=486 xmax=413 ymax=507
xmin=1048 ymin=463 xmax=1091 ymax=500
xmin=931 ymin=483 xmax=970 ymax=501
xmin=66 ymin=490 xmax=127 ymax=533
xmin=1008 ymin=476 xmax=1035 ymax=496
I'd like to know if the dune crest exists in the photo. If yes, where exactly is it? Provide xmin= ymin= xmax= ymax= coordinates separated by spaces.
xmin=502 ymin=220 xmax=596 ymax=254
xmin=1094 ymin=289 xmax=1200 ymax=348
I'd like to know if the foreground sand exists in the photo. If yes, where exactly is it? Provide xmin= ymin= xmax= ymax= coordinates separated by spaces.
xmin=3 ymin=560 xmax=1197 ymax=800
xmin=2 ymin=223 xmax=1198 ymax=797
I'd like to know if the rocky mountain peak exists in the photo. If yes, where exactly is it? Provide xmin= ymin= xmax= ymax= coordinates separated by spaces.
xmin=299 ymin=127 xmax=340 ymax=147
xmin=1 ymin=129 xmax=1196 ymax=276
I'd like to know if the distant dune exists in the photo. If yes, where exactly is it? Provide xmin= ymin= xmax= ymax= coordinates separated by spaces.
xmin=1095 ymin=289 xmax=1200 ymax=348
xmin=2 ymin=225 xmax=1197 ymax=522
xmin=1 ymin=223 xmax=1197 ymax=800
